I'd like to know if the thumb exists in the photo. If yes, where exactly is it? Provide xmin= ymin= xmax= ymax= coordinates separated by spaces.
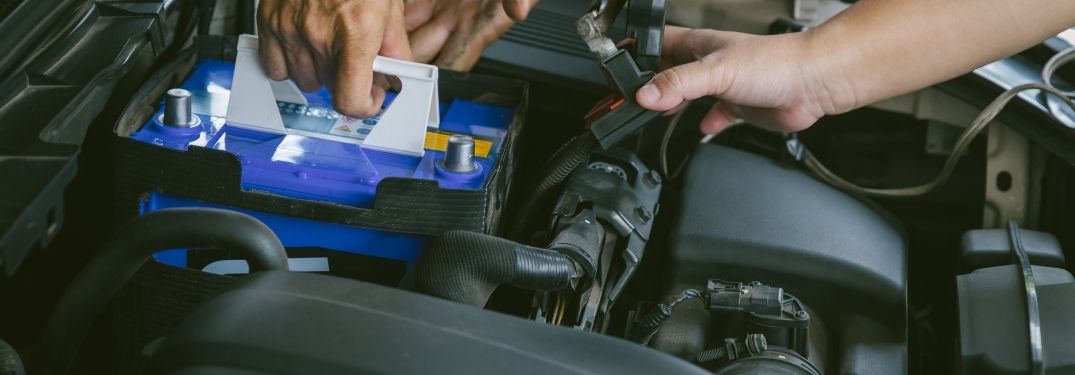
xmin=636 ymin=58 xmax=726 ymax=112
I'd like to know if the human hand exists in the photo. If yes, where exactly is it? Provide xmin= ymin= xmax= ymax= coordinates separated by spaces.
xmin=403 ymin=0 xmax=537 ymax=70
xmin=635 ymin=26 xmax=853 ymax=134
xmin=258 ymin=0 xmax=413 ymax=117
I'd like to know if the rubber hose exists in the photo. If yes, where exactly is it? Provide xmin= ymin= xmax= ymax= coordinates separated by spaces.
xmin=510 ymin=133 xmax=598 ymax=239
xmin=0 ymin=339 xmax=25 ymax=375
xmin=35 ymin=208 xmax=289 ymax=375
xmin=415 ymin=230 xmax=580 ymax=307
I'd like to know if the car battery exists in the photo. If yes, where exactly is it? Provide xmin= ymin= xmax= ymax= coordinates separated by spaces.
xmin=113 ymin=37 xmax=527 ymax=285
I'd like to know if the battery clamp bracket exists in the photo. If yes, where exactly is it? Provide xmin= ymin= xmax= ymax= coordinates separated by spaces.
xmin=227 ymin=34 xmax=440 ymax=156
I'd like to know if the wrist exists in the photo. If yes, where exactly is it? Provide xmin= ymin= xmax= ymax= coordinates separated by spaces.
xmin=798 ymin=21 xmax=861 ymax=115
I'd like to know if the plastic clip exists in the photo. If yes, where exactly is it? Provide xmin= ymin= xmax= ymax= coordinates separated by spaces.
xmin=785 ymin=133 xmax=810 ymax=162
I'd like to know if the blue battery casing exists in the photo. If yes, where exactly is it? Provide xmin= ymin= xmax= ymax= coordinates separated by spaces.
xmin=128 ymin=60 xmax=516 ymax=274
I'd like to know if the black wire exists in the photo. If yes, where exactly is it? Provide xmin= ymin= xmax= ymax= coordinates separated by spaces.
xmin=197 ymin=0 xmax=217 ymax=36
xmin=152 ymin=0 xmax=218 ymax=73
xmin=631 ymin=289 xmax=703 ymax=345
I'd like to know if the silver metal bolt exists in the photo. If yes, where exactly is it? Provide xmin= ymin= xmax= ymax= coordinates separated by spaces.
xmin=163 ymin=88 xmax=195 ymax=127
xmin=443 ymin=134 xmax=477 ymax=173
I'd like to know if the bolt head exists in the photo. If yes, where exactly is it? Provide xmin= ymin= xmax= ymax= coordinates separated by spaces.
xmin=644 ymin=170 xmax=662 ymax=187
xmin=635 ymin=206 xmax=652 ymax=222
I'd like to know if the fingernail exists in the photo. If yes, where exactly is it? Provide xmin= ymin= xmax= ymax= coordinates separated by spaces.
xmin=637 ymin=84 xmax=661 ymax=105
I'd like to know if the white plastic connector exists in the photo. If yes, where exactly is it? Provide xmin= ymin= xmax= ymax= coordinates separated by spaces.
xmin=226 ymin=34 xmax=439 ymax=156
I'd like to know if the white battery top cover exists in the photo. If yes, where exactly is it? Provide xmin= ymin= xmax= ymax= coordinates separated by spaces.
xmin=226 ymin=34 xmax=440 ymax=157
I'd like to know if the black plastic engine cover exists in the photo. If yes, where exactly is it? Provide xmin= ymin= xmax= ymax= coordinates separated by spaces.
xmin=149 ymin=271 xmax=709 ymax=375
xmin=658 ymin=145 xmax=907 ymax=372
xmin=668 ymin=144 xmax=906 ymax=325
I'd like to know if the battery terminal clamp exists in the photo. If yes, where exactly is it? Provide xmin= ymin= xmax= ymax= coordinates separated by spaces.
xmin=578 ymin=0 xmax=667 ymax=149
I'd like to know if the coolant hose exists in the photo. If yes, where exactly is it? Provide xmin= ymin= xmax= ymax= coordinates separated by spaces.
xmin=510 ymin=133 xmax=598 ymax=239
xmin=36 ymin=208 xmax=289 ymax=375
xmin=415 ymin=230 xmax=581 ymax=307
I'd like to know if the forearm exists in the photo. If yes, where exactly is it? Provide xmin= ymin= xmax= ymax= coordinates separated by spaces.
xmin=804 ymin=0 xmax=1075 ymax=114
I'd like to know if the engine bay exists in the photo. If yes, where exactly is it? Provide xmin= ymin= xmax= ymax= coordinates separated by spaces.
xmin=2 ymin=1 xmax=1075 ymax=374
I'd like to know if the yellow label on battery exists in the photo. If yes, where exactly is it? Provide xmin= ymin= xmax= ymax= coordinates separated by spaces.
xmin=424 ymin=131 xmax=493 ymax=158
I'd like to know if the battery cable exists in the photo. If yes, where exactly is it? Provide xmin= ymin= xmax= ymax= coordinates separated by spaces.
xmin=788 ymin=46 xmax=1075 ymax=198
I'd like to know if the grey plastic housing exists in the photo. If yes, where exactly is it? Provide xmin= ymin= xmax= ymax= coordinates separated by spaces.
xmin=960 ymin=228 xmax=1066 ymax=272
xmin=657 ymin=145 xmax=907 ymax=373
xmin=956 ymin=265 xmax=1075 ymax=374
xmin=668 ymin=145 xmax=907 ymax=326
